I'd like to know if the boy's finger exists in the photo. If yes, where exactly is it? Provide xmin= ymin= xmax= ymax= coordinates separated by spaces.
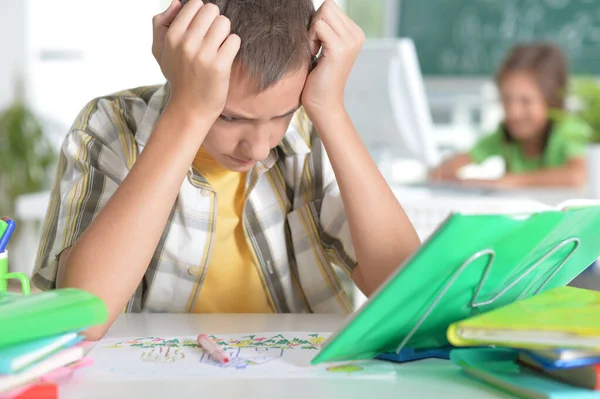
xmin=312 ymin=1 xmax=348 ymax=38
xmin=310 ymin=41 xmax=321 ymax=57
xmin=217 ymin=34 xmax=241 ymax=67
xmin=203 ymin=15 xmax=232 ymax=54
xmin=307 ymin=23 xmax=322 ymax=56
xmin=168 ymin=0 xmax=205 ymax=40
xmin=327 ymin=0 xmax=353 ymax=29
xmin=154 ymin=0 xmax=181 ymax=28
xmin=327 ymin=0 xmax=363 ymax=42
xmin=309 ymin=20 xmax=339 ymax=57
xmin=186 ymin=3 xmax=221 ymax=42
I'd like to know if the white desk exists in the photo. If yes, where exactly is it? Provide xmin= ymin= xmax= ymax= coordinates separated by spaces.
xmin=394 ymin=184 xmax=589 ymax=207
xmin=61 ymin=314 xmax=512 ymax=399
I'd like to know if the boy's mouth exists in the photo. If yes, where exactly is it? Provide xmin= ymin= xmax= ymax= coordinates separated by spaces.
xmin=228 ymin=155 xmax=255 ymax=166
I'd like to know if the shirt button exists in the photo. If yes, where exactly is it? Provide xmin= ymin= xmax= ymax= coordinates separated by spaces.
xmin=188 ymin=266 xmax=200 ymax=276
xmin=201 ymin=189 xmax=211 ymax=197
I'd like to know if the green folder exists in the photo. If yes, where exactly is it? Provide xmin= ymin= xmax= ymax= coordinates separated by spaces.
xmin=312 ymin=206 xmax=600 ymax=364
xmin=0 ymin=288 xmax=108 ymax=348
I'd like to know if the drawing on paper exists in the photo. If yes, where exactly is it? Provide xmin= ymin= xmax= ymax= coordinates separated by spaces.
xmin=89 ymin=332 xmax=397 ymax=379
xmin=141 ymin=346 xmax=186 ymax=363
xmin=208 ymin=333 xmax=325 ymax=351
xmin=105 ymin=333 xmax=326 ymax=351
xmin=200 ymin=346 xmax=285 ymax=369
xmin=104 ymin=333 xmax=327 ymax=370
xmin=106 ymin=337 xmax=196 ymax=349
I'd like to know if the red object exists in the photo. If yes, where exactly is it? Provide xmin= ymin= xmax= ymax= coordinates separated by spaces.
xmin=13 ymin=383 xmax=57 ymax=399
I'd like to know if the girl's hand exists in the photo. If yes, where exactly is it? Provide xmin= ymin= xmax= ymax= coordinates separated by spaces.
xmin=462 ymin=175 xmax=520 ymax=188
xmin=428 ymin=166 xmax=459 ymax=182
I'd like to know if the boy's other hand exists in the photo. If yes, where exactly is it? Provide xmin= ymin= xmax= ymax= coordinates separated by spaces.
xmin=302 ymin=0 xmax=365 ymax=119
xmin=153 ymin=0 xmax=241 ymax=119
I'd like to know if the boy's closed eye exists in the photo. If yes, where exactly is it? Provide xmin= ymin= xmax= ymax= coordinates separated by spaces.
xmin=219 ymin=114 xmax=238 ymax=123
xmin=218 ymin=106 xmax=301 ymax=124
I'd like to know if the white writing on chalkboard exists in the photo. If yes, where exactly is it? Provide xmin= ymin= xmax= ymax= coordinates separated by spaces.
xmin=400 ymin=0 xmax=600 ymax=75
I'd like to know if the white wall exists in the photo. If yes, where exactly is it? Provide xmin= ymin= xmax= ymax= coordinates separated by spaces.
xmin=0 ymin=0 xmax=26 ymax=110
xmin=25 ymin=0 xmax=165 ymax=141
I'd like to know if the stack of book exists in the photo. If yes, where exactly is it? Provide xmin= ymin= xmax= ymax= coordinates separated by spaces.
xmin=0 ymin=288 xmax=107 ymax=398
xmin=448 ymin=286 xmax=600 ymax=398
xmin=519 ymin=348 xmax=600 ymax=390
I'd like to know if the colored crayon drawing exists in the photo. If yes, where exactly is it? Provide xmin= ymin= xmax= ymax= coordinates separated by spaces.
xmin=209 ymin=333 xmax=325 ymax=351
xmin=199 ymin=347 xmax=285 ymax=369
xmin=89 ymin=332 xmax=397 ymax=379
xmin=105 ymin=333 xmax=326 ymax=351
xmin=105 ymin=337 xmax=199 ymax=349
xmin=141 ymin=346 xmax=185 ymax=363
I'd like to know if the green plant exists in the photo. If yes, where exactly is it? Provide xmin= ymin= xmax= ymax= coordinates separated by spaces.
xmin=0 ymin=92 xmax=56 ymax=217
xmin=571 ymin=77 xmax=600 ymax=143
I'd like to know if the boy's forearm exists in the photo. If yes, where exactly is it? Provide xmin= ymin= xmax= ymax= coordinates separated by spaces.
xmin=59 ymin=105 xmax=214 ymax=339
xmin=309 ymin=108 xmax=421 ymax=296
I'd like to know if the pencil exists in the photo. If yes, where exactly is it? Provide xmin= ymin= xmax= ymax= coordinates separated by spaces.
xmin=197 ymin=334 xmax=229 ymax=364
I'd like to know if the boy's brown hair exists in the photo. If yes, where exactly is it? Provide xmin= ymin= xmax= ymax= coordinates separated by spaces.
xmin=205 ymin=0 xmax=315 ymax=91
xmin=496 ymin=42 xmax=568 ymax=109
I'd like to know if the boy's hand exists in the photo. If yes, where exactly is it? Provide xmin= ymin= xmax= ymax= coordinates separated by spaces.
xmin=151 ymin=0 xmax=182 ymax=69
xmin=302 ymin=0 xmax=365 ymax=119
xmin=153 ymin=0 xmax=241 ymax=119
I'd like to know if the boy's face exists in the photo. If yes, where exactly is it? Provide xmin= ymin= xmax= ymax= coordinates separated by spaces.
xmin=499 ymin=71 xmax=549 ymax=141
xmin=202 ymin=63 xmax=309 ymax=172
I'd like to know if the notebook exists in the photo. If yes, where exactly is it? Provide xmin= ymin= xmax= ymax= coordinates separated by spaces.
xmin=535 ymin=350 xmax=600 ymax=363
xmin=447 ymin=287 xmax=600 ymax=350
xmin=0 ymin=289 xmax=107 ymax=348
xmin=0 ymin=357 xmax=93 ymax=399
xmin=0 ymin=347 xmax=83 ymax=394
xmin=522 ymin=350 xmax=600 ymax=370
xmin=520 ymin=352 xmax=600 ymax=390
xmin=0 ymin=333 xmax=83 ymax=374
xmin=452 ymin=348 xmax=600 ymax=399
xmin=312 ymin=205 xmax=600 ymax=364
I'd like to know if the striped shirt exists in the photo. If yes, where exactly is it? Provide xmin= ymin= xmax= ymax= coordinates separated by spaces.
xmin=32 ymin=84 xmax=357 ymax=314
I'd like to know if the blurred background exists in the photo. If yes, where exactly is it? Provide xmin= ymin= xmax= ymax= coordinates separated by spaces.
xmin=1 ymin=0 xmax=599 ymax=297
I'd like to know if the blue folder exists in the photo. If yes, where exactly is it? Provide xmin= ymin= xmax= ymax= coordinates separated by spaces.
xmin=376 ymin=346 xmax=452 ymax=363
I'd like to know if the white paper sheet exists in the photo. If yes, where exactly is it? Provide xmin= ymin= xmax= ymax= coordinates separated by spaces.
xmin=80 ymin=332 xmax=396 ymax=379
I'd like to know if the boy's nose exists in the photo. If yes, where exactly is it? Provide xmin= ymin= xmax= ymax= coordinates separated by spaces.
xmin=241 ymin=131 xmax=271 ymax=162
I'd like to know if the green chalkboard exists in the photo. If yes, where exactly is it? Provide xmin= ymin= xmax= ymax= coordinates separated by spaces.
xmin=399 ymin=0 xmax=600 ymax=76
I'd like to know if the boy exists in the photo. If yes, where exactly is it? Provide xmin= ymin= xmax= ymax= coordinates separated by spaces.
xmin=33 ymin=0 xmax=420 ymax=339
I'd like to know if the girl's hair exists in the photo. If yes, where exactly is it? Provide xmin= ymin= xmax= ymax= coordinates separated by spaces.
xmin=496 ymin=43 xmax=568 ymax=109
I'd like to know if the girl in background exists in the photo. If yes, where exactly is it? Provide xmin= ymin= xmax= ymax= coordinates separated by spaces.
xmin=430 ymin=43 xmax=590 ymax=188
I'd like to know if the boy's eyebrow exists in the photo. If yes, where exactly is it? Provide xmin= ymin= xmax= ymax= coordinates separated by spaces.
xmin=222 ymin=105 xmax=302 ymax=120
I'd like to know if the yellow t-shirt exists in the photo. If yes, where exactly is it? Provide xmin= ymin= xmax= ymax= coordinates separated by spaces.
xmin=191 ymin=148 xmax=272 ymax=313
